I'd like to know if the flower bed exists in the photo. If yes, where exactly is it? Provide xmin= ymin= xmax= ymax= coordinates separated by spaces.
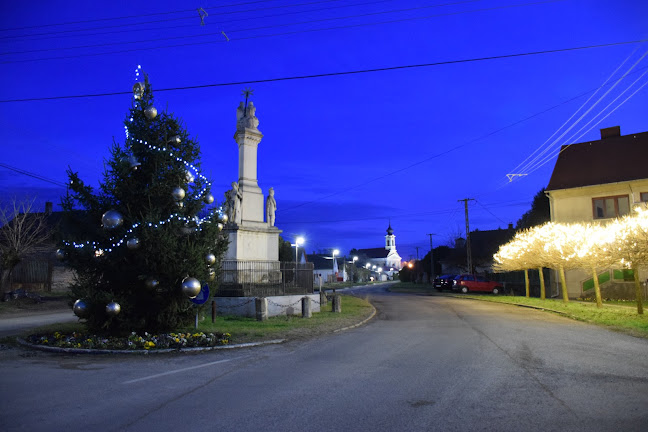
xmin=26 ymin=331 xmax=232 ymax=351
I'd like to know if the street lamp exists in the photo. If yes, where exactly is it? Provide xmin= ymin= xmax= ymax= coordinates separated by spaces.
xmin=293 ymin=236 xmax=304 ymax=263
xmin=377 ymin=267 xmax=383 ymax=280
xmin=332 ymin=249 xmax=339 ymax=273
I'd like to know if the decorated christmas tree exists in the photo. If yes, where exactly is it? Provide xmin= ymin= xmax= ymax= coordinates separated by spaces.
xmin=59 ymin=67 xmax=228 ymax=334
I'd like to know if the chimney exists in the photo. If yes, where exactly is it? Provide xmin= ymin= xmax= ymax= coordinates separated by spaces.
xmin=600 ymin=126 xmax=621 ymax=139
xmin=45 ymin=202 xmax=53 ymax=215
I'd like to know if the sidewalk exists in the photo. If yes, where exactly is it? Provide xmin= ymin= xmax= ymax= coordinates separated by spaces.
xmin=0 ymin=309 xmax=77 ymax=338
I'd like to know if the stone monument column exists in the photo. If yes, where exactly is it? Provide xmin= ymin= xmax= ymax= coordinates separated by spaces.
xmin=223 ymin=95 xmax=281 ymax=263
xmin=234 ymin=100 xmax=265 ymax=225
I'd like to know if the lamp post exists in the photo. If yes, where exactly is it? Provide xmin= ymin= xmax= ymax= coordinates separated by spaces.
xmin=293 ymin=236 xmax=304 ymax=263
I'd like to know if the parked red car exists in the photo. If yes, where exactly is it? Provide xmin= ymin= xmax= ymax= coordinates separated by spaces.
xmin=452 ymin=274 xmax=503 ymax=294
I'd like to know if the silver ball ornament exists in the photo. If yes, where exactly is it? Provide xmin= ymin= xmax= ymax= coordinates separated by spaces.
xmin=145 ymin=277 xmax=159 ymax=289
xmin=73 ymin=299 xmax=88 ymax=318
xmin=181 ymin=277 xmax=201 ymax=298
xmin=102 ymin=210 xmax=124 ymax=230
xmin=133 ymin=82 xmax=145 ymax=100
xmin=172 ymin=187 xmax=185 ymax=202
xmin=55 ymin=249 xmax=66 ymax=261
xmin=208 ymin=267 xmax=216 ymax=281
xmin=126 ymin=238 xmax=141 ymax=250
xmin=106 ymin=302 xmax=121 ymax=317
xmin=220 ymin=214 xmax=228 ymax=223
xmin=185 ymin=170 xmax=195 ymax=184
xmin=167 ymin=135 xmax=181 ymax=144
xmin=204 ymin=194 xmax=214 ymax=205
xmin=205 ymin=253 xmax=216 ymax=265
xmin=217 ymin=223 xmax=224 ymax=231
xmin=144 ymin=106 xmax=157 ymax=120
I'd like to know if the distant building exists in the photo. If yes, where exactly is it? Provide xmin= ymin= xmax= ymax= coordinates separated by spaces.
xmin=354 ymin=223 xmax=403 ymax=280
xmin=440 ymin=224 xmax=516 ymax=275
xmin=545 ymin=126 xmax=648 ymax=299
xmin=307 ymin=254 xmax=345 ymax=284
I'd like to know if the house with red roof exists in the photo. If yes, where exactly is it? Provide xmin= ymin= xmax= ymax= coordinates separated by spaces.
xmin=545 ymin=126 xmax=648 ymax=298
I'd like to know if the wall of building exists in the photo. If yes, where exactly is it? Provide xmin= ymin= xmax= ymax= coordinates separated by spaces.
xmin=548 ymin=179 xmax=648 ymax=298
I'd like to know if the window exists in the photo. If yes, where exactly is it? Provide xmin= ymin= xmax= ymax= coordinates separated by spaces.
xmin=592 ymin=195 xmax=630 ymax=219
xmin=640 ymin=192 xmax=648 ymax=202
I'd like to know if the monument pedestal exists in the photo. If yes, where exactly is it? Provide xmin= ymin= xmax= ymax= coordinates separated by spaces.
xmin=223 ymin=225 xmax=281 ymax=261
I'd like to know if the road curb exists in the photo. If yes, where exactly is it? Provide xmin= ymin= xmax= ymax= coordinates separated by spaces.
xmin=333 ymin=305 xmax=377 ymax=333
xmin=449 ymin=294 xmax=579 ymax=319
xmin=15 ymin=337 xmax=286 ymax=355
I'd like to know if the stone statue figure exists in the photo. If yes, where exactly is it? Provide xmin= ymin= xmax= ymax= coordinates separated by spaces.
xmin=266 ymin=187 xmax=276 ymax=227
xmin=225 ymin=181 xmax=243 ymax=225
xmin=236 ymin=101 xmax=259 ymax=131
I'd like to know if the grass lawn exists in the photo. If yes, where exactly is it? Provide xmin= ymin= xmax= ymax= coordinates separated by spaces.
xmin=459 ymin=295 xmax=648 ymax=337
xmin=196 ymin=294 xmax=374 ymax=343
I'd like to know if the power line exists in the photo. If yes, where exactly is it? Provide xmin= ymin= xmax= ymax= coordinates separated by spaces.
xmin=0 ymin=163 xmax=67 ymax=187
xmin=1 ymin=0 xmax=395 ymax=43
xmin=0 ymin=0 xmax=564 ymax=64
xmin=0 ymin=0 xmax=350 ymax=40
xmin=0 ymin=0 xmax=291 ymax=34
xmin=2 ymin=37 xmax=646 ymax=103
xmin=0 ymin=0 xmax=416 ymax=56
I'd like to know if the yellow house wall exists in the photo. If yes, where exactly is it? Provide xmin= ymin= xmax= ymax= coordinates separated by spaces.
xmin=547 ymin=179 xmax=648 ymax=298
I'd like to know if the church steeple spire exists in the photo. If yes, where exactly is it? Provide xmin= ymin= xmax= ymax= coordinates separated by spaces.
xmin=385 ymin=221 xmax=395 ymax=250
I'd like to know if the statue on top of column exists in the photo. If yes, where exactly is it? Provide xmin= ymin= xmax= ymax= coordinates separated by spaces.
xmin=236 ymin=88 xmax=259 ymax=132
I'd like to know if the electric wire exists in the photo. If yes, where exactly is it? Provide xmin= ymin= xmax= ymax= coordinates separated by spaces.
xmin=0 ymin=0 xmax=310 ymax=37
xmin=507 ymin=46 xmax=640 ymax=177
xmin=3 ymin=37 xmax=646 ymax=102
xmin=514 ymin=48 xmax=648 ymax=176
xmin=0 ymin=0 xmax=566 ymax=64
xmin=1 ymin=0 xmax=451 ymax=57
xmin=0 ymin=0 xmax=368 ymax=40
xmin=524 ymin=78 xmax=648 ymax=176
xmin=0 ymin=0 xmax=399 ymax=45
xmin=0 ymin=162 xmax=67 ymax=187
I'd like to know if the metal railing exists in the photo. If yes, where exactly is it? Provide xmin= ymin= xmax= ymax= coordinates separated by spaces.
xmin=216 ymin=260 xmax=314 ymax=297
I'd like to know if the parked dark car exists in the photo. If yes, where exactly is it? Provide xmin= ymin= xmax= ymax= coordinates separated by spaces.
xmin=433 ymin=274 xmax=456 ymax=292
xmin=452 ymin=274 xmax=503 ymax=294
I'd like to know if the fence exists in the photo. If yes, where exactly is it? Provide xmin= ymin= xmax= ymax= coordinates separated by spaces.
xmin=486 ymin=268 xmax=552 ymax=297
xmin=9 ymin=259 xmax=53 ymax=292
xmin=216 ymin=260 xmax=314 ymax=297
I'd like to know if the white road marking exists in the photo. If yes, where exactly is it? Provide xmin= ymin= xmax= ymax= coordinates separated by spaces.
xmin=122 ymin=356 xmax=244 ymax=384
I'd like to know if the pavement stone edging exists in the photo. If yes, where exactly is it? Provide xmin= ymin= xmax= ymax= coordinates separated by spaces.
xmin=15 ymin=337 xmax=286 ymax=355
xmin=448 ymin=294 xmax=580 ymax=320
xmin=333 ymin=304 xmax=377 ymax=333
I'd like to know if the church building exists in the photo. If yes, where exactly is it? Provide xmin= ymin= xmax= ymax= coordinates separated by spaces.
xmin=355 ymin=223 xmax=403 ymax=278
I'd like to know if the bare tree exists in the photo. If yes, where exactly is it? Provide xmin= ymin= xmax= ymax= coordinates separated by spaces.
xmin=0 ymin=198 xmax=52 ymax=293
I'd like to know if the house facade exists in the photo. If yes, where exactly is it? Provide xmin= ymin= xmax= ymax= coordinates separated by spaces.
xmin=545 ymin=126 xmax=648 ymax=299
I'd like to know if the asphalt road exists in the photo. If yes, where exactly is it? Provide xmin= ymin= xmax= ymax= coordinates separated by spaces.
xmin=0 ymin=310 xmax=77 ymax=338
xmin=2 ymin=284 xmax=647 ymax=432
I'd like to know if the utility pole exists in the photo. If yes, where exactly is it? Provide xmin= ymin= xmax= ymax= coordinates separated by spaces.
xmin=458 ymin=198 xmax=475 ymax=274
xmin=415 ymin=247 xmax=420 ymax=260
xmin=427 ymin=233 xmax=436 ymax=282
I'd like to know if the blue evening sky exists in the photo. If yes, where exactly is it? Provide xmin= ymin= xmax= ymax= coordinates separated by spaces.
xmin=1 ymin=0 xmax=647 ymax=261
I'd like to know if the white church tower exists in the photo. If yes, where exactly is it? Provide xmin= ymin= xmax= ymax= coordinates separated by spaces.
xmin=384 ymin=223 xmax=402 ymax=270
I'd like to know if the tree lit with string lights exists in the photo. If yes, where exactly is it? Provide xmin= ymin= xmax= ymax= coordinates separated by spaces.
xmin=59 ymin=68 xmax=228 ymax=334
xmin=495 ymin=213 xmax=647 ymax=314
